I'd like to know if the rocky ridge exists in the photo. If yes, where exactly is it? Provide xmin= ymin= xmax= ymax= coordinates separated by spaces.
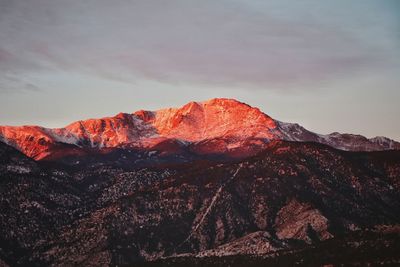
xmin=1 ymin=99 xmax=398 ymax=161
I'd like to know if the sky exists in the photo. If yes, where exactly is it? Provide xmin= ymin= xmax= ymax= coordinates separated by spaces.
xmin=0 ymin=0 xmax=399 ymax=140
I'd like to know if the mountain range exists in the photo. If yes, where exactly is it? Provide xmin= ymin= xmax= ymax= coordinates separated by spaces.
xmin=0 ymin=98 xmax=399 ymax=266
xmin=0 ymin=98 xmax=399 ymax=162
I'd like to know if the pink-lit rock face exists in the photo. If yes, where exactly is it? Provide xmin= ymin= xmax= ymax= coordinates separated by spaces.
xmin=0 ymin=126 xmax=55 ymax=160
xmin=152 ymin=99 xmax=278 ymax=141
xmin=0 ymin=98 xmax=399 ymax=160
xmin=0 ymin=99 xmax=279 ymax=159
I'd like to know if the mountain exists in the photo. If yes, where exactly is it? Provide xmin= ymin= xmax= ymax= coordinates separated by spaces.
xmin=276 ymin=121 xmax=400 ymax=151
xmin=1 ymin=99 xmax=400 ymax=266
xmin=1 ymin=98 xmax=399 ymax=161
xmin=0 ymin=140 xmax=399 ymax=266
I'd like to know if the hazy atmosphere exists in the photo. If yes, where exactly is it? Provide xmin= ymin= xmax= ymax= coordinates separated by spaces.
xmin=0 ymin=0 xmax=399 ymax=139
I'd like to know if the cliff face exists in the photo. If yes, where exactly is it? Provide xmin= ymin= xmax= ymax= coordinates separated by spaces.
xmin=0 ymin=140 xmax=399 ymax=266
xmin=1 ymin=99 xmax=398 ymax=161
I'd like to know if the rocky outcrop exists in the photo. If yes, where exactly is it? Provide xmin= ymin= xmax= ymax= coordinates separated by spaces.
xmin=197 ymin=231 xmax=286 ymax=257
xmin=275 ymin=199 xmax=333 ymax=243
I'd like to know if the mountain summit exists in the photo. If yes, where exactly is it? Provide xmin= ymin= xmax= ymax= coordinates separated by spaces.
xmin=0 ymin=98 xmax=399 ymax=160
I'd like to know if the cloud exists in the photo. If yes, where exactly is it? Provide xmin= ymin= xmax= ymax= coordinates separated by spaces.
xmin=0 ymin=73 xmax=42 ymax=94
xmin=0 ymin=0 xmax=399 ymax=91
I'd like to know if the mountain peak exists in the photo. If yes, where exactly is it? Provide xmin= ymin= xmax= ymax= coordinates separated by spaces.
xmin=202 ymin=97 xmax=243 ymax=104
xmin=149 ymin=98 xmax=277 ymax=142
xmin=201 ymin=98 xmax=256 ymax=110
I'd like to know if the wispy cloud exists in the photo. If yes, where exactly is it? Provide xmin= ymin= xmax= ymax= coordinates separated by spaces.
xmin=0 ymin=74 xmax=42 ymax=94
xmin=0 ymin=0 xmax=398 ymax=91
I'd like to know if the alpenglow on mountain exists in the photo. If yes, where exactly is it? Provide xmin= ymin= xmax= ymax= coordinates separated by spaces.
xmin=1 ymin=98 xmax=400 ymax=266
xmin=0 ymin=98 xmax=398 ymax=161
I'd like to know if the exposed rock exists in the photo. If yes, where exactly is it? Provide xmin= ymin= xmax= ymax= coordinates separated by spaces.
xmin=197 ymin=231 xmax=285 ymax=257
xmin=275 ymin=199 xmax=333 ymax=243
